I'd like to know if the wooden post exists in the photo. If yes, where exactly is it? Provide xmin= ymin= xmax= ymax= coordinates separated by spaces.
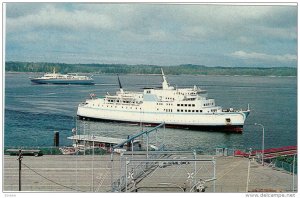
xmin=18 ymin=149 xmax=22 ymax=191
xmin=54 ymin=131 xmax=59 ymax=147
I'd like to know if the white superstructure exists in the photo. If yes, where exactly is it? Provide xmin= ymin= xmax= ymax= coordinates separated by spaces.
xmin=77 ymin=69 xmax=250 ymax=132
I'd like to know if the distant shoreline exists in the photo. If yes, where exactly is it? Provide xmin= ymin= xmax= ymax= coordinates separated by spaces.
xmin=5 ymin=61 xmax=297 ymax=77
xmin=5 ymin=71 xmax=296 ymax=78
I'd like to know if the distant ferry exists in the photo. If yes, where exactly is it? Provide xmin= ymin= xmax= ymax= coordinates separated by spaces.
xmin=29 ymin=69 xmax=94 ymax=85
xmin=77 ymin=69 xmax=250 ymax=132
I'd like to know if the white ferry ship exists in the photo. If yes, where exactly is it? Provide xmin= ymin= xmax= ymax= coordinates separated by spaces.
xmin=77 ymin=69 xmax=250 ymax=132
xmin=30 ymin=69 xmax=94 ymax=85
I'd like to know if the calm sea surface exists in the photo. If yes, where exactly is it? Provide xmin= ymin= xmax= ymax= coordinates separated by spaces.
xmin=4 ymin=73 xmax=297 ymax=153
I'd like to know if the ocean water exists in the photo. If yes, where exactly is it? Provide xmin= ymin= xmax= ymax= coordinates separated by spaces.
xmin=4 ymin=72 xmax=297 ymax=153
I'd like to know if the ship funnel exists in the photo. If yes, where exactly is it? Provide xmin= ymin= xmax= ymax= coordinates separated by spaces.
xmin=117 ymin=74 xmax=124 ymax=93
xmin=117 ymin=74 xmax=122 ymax=89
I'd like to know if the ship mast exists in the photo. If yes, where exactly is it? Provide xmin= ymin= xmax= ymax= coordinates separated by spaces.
xmin=161 ymin=68 xmax=174 ymax=90
xmin=161 ymin=68 xmax=168 ymax=90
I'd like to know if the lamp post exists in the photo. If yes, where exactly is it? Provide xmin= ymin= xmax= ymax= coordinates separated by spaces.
xmin=254 ymin=123 xmax=265 ymax=166
xmin=92 ymin=134 xmax=95 ymax=192
xmin=246 ymin=148 xmax=252 ymax=192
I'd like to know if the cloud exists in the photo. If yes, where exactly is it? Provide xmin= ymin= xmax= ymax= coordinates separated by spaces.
xmin=6 ymin=4 xmax=297 ymax=42
xmin=5 ymin=3 xmax=297 ymax=67
xmin=230 ymin=50 xmax=297 ymax=63
xmin=6 ymin=3 xmax=45 ymax=18
xmin=6 ymin=4 xmax=114 ymax=33
xmin=182 ymin=6 xmax=296 ymax=43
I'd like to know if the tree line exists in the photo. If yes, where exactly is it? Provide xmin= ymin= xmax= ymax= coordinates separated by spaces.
xmin=5 ymin=61 xmax=297 ymax=76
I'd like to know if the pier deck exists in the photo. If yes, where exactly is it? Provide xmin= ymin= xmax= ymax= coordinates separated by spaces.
xmin=3 ymin=154 xmax=297 ymax=192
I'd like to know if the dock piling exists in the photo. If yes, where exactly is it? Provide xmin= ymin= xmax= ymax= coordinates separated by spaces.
xmin=54 ymin=131 xmax=59 ymax=147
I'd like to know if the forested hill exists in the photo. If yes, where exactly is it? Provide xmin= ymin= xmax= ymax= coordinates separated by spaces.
xmin=5 ymin=61 xmax=297 ymax=76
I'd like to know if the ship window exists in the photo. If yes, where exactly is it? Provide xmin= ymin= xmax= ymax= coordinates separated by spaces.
xmin=185 ymin=110 xmax=187 ymax=112
xmin=192 ymin=110 xmax=194 ymax=112
xmin=200 ymin=110 xmax=203 ymax=112
xmin=185 ymin=104 xmax=187 ymax=107
xmin=177 ymin=109 xmax=180 ymax=112
xmin=188 ymin=104 xmax=191 ymax=107
xmin=188 ymin=110 xmax=191 ymax=112
xmin=181 ymin=104 xmax=183 ymax=106
xmin=192 ymin=104 xmax=195 ymax=107
xmin=181 ymin=110 xmax=183 ymax=112
xmin=226 ymin=118 xmax=231 ymax=123
xmin=177 ymin=104 xmax=180 ymax=106
xmin=196 ymin=110 xmax=199 ymax=112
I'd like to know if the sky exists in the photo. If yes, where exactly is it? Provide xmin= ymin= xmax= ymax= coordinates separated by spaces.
xmin=4 ymin=3 xmax=297 ymax=67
